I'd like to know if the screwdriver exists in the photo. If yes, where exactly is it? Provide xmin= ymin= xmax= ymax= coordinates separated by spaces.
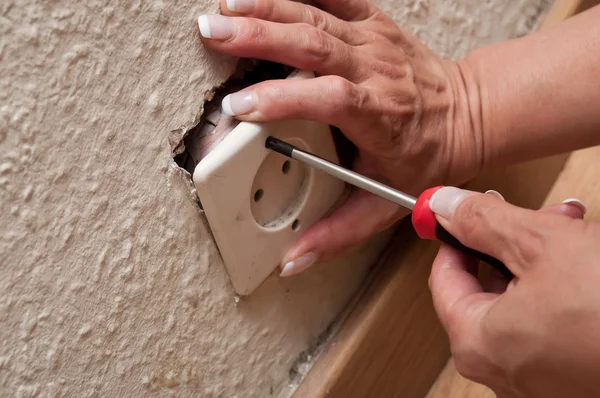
xmin=265 ymin=136 xmax=512 ymax=279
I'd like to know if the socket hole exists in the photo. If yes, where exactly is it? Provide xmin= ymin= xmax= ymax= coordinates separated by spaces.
xmin=254 ymin=189 xmax=264 ymax=203
xmin=291 ymin=219 xmax=300 ymax=231
xmin=282 ymin=160 xmax=291 ymax=174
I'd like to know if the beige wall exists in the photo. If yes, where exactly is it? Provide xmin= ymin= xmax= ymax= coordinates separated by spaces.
xmin=0 ymin=1 xmax=549 ymax=396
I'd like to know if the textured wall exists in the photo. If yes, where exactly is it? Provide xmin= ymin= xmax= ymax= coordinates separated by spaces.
xmin=0 ymin=0 xmax=548 ymax=397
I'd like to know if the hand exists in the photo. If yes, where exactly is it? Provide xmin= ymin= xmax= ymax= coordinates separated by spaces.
xmin=428 ymin=187 xmax=599 ymax=397
xmin=197 ymin=0 xmax=480 ymax=275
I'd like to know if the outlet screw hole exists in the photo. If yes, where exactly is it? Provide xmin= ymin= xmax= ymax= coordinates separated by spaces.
xmin=292 ymin=219 xmax=300 ymax=231
xmin=282 ymin=160 xmax=291 ymax=174
xmin=254 ymin=189 xmax=264 ymax=202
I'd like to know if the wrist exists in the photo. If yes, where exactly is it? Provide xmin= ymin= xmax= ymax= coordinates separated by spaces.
xmin=437 ymin=58 xmax=487 ymax=185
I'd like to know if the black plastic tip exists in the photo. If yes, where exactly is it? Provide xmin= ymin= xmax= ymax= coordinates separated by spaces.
xmin=265 ymin=136 xmax=294 ymax=158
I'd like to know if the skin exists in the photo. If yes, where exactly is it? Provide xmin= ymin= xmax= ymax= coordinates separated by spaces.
xmin=429 ymin=192 xmax=599 ymax=397
xmin=197 ymin=1 xmax=600 ymax=395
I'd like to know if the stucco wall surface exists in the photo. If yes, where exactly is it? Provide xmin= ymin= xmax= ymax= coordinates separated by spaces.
xmin=1 ymin=0 xmax=548 ymax=397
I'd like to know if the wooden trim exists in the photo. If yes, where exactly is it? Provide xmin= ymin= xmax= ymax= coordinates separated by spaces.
xmin=294 ymin=1 xmax=595 ymax=397
xmin=294 ymin=224 xmax=450 ymax=398
xmin=540 ymin=0 xmax=595 ymax=29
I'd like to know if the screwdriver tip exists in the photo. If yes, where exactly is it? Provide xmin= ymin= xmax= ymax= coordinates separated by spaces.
xmin=265 ymin=136 xmax=294 ymax=157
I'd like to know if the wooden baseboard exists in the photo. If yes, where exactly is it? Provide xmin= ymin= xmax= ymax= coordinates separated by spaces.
xmin=294 ymin=225 xmax=450 ymax=398
xmin=541 ymin=0 xmax=597 ymax=28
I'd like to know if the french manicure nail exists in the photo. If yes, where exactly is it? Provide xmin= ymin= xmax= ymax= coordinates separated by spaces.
xmin=226 ymin=0 xmax=255 ymax=13
xmin=197 ymin=15 xmax=233 ymax=40
xmin=485 ymin=190 xmax=505 ymax=201
xmin=562 ymin=198 xmax=588 ymax=215
xmin=222 ymin=91 xmax=257 ymax=116
xmin=280 ymin=252 xmax=318 ymax=277
xmin=429 ymin=186 xmax=470 ymax=219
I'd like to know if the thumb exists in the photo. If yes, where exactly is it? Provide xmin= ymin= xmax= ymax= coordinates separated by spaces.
xmin=279 ymin=189 xmax=406 ymax=277
xmin=428 ymin=187 xmax=569 ymax=277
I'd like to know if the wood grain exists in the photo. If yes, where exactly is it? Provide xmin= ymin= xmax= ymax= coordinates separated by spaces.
xmin=426 ymin=360 xmax=495 ymax=398
xmin=295 ymin=225 xmax=450 ymax=398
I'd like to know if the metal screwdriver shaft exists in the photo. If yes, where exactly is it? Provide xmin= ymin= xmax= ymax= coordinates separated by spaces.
xmin=265 ymin=136 xmax=418 ymax=210
xmin=266 ymin=136 xmax=512 ymax=279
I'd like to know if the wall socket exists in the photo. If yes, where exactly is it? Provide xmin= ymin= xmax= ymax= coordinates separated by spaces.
xmin=193 ymin=71 xmax=345 ymax=295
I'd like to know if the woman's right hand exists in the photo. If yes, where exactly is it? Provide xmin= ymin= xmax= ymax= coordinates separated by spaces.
xmin=428 ymin=187 xmax=600 ymax=398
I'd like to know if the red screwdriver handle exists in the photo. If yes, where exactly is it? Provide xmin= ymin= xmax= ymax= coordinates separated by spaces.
xmin=412 ymin=186 xmax=444 ymax=240
xmin=411 ymin=186 xmax=513 ymax=279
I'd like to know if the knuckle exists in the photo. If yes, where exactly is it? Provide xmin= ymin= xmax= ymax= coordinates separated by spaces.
xmin=327 ymin=75 xmax=354 ymax=97
xmin=508 ymin=222 xmax=546 ymax=266
xmin=326 ymin=76 xmax=365 ymax=113
xmin=454 ymin=198 xmax=492 ymax=237
xmin=303 ymin=7 xmax=326 ymax=31
xmin=448 ymin=330 xmax=482 ymax=381
xmin=260 ymin=0 xmax=277 ymax=20
xmin=453 ymin=349 xmax=488 ymax=384
xmin=302 ymin=26 xmax=333 ymax=67
xmin=242 ymin=19 xmax=268 ymax=43
xmin=450 ymin=320 xmax=499 ymax=385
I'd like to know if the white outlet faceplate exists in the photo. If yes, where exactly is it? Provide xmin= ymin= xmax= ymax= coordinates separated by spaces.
xmin=193 ymin=71 xmax=345 ymax=295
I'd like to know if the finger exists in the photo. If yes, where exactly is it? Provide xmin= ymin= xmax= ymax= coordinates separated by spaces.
xmin=279 ymin=190 xmax=405 ymax=277
xmin=428 ymin=244 xmax=495 ymax=331
xmin=312 ymin=0 xmax=374 ymax=21
xmin=219 ymin=0 xmax=357 ymax=43
xmin=429 ymin=187 xmax=572 ymax=277
xmin=540 ymin=201 xmax=586 ymax=219
xmin=197 ymin=15 xmax=357 ymax=77
xmin=469 ymin=199 xmax=585 ymax=295
xmin=220 ymin=76 xmax=375 ymax=140
xmin=429 ymin=244 xmax=504 ymax=386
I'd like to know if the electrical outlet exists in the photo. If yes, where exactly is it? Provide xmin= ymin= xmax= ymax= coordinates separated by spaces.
xmin=193 ymin=71 xmax=345 ymax=295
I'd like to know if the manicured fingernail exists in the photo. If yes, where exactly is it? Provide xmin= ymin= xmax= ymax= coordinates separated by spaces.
xmin=222 ymin=91 xmax=257 ymax=116
xmin=485 ymin=190 xmax=505 ymax=201
xmin=429 ymin=187 xmax=470 ymax=219
xmin=280 ymin=252 xmax=318 ymax=277
xmin=226 ymin=0 xmax=255 ymax=13
xmin=562 ymin=198 xmax=587 ymax=215
xmin=197 ymin=15 xmax=233 ymax=40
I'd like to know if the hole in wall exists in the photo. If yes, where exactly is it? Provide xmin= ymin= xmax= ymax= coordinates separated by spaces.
xmin=172 ymin=60 xmax=294 ymax=177
xmin=170 ymin=59 xmax=294 ymax=210
xmin=170 ymin=59 xmax=356 ymax=213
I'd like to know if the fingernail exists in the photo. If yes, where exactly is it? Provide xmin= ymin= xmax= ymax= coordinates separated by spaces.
xmin=429 ymin=186 xmax=470 ymax=219
xmin=222 ymin=91 xmax=257 ymax=116
xmin=280 ymin=252 xmax=318 ymax=277
xmin=485 ymin=190 xmax=505 ymax=201
xmin=562 ymin=198 xmax=587 ymax=215
xmin=226 ymin=0 xmax=255 ymax=13
xmin=197 ymin=15 xmax=233 ymax=40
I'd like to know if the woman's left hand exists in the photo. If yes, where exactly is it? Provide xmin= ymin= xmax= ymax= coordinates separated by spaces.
xmin=197 ymin=0 xmax=481 ymax=275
